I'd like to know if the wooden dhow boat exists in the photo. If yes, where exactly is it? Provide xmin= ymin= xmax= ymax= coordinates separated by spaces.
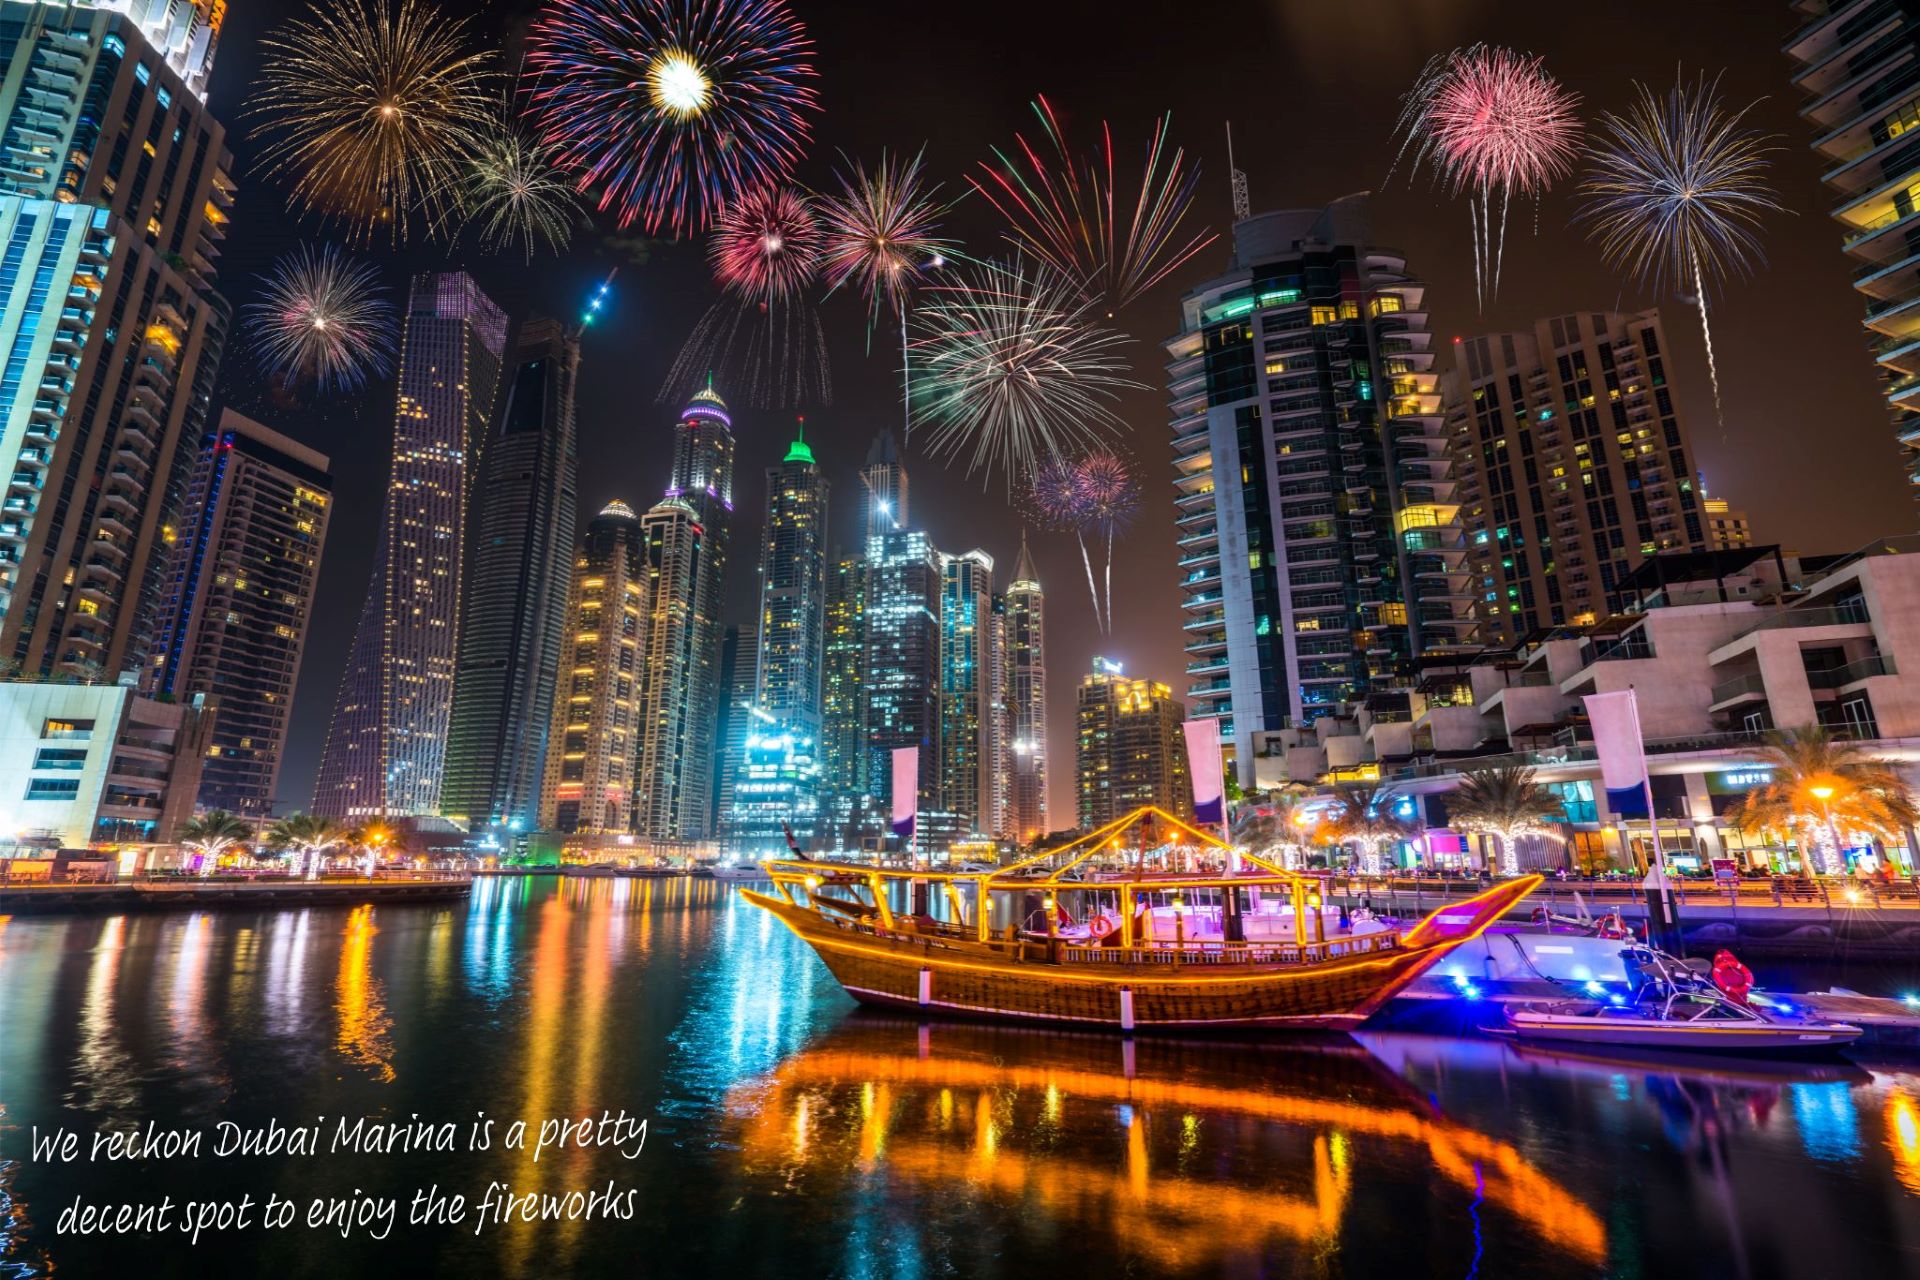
xmin=744 ymin=806 xmax=1541 ymax=1032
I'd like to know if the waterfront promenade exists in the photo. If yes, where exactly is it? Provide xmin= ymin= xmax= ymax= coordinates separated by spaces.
xmin=0 ymin=870 xmax=473 ymax=915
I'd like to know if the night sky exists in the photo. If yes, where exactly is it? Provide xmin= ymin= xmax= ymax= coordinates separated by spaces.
xmin=200 ymin=1 xmax=1913 ymax=818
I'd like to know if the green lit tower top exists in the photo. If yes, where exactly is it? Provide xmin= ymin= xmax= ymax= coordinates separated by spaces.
xmin=757 ymin=416 xmax=829 ymax=741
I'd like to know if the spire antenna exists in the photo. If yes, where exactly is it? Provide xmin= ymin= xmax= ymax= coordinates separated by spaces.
xmin=1226 ymin=122 xmax=1250 ymax=222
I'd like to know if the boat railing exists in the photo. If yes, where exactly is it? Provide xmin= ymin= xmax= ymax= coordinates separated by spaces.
xmin=1060 ymin=931 xmax=1400 ymax=967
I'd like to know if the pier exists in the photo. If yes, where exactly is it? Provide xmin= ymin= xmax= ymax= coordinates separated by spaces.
xmin=0 ymin=872 xmax=473 ymax=915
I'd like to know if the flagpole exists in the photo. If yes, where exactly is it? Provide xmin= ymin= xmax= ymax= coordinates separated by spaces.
xmin=1629 ymin=690 xmax=1668 ymax=886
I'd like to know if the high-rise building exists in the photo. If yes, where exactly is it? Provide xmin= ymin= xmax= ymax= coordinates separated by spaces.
xmin=1704 ymin=494 xmax=1753 ymax=550
xmin=862 ymin=428 xmax=907 ymax=535
xmin=1165 ymin=196 xmax=1470 ymax=786
xmin=820 ymin=552 xmax=866 ymax=797
xmin=864 ymin=527 xmax=940 ymax=818
xmin=1004 ymin=535 xmax=1048 ymax=844
xmin=1442 ymin=309 xmax=1713 ymax=644
xmin=443 ymin=318 xmax=580 ymax=835
xmin=712 ymin=621 xmax=757 ymax=831
xmin=0 ymin=7 xmax=237 ymax=683
xmin=1074 ymin=659 xmax=1191 ymax=829
xmin=755 ymin=419 xmax=829 ymax=739
xmin=1785 ymin=3 xmax=1920 ymax=485
xmin=147 ymin=410 xmax=330 ymax=817
xmin=938 ymin=547 xmax=995 ymax=836
xmin=540 ymin=500 xmax=644 ymax=835
xmin=632 ymin=384 xmax=735 ymax=840
xmin=313 ymin=273 xmax=507 ymax=818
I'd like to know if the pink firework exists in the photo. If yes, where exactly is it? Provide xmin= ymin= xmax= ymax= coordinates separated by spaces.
xmin=817 ymin=149 xmax=956 ymax=320
xmin=710 ymin=185 xmax=822 ymax=302
xmin=1074 ymin=452 xmax=1140 ymax=537
xmin=1393 ymin=44 xmax=1581 ymax=308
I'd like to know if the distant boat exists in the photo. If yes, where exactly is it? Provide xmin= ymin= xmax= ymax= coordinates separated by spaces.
xmin=743 ymin=806 xmax=1541 ymax=1033
xmin=706 ymin=864 xmax=770 ymax=882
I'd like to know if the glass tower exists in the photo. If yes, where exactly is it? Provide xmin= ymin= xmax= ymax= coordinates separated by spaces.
xmin=313 ymin=273 xmax=508 ymax=818
xmin=938 ymin=547 xmax=995 ymax=837
xmin=1005 ymin=535 xmax=1048 ymax=844
xmin=443 ymin=317 xmax=580 ymax=834
xmin=0 ymin=7 xmax=236 ymax=683
xmin=148 ymin=409 xmax=331 ymax=816
xmin=1164 ymin=195 xmax=1470 ymax=786
xmin=632 ymin=384 xmax=734 ymax=840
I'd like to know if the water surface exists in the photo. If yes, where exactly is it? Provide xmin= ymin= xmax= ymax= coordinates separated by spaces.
xmin=0 ymin=877 xmax=1915 ymax=1278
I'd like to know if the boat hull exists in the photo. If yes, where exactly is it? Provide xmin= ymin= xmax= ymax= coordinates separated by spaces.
xmin=745 ymin=877 xmax=1540 ymax=1031
xmin=1504 ymin=1010 xmax=1863 ymax=1051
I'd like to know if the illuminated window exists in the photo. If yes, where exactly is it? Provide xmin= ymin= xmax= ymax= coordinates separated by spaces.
xmin=1338 ymin=301 xmax=1360 ymax=320
xmin=1310 ymin=306 xmax=1338 ymax=326
xmin=1369 ymin=294 xmax=1404 ymax=317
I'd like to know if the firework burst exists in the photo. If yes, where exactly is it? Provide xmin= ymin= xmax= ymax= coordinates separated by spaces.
xmin=1026 ymin=453 xmax=1136 ymax=633
xmin=248 ymin=0 xmax=497 ymax=245
xmin=1392 ymin=44 xmax=1581 ymax=308
xmin=818 ymin=150 xmax=958 ymax=319
xmin=972 ymin=96 xmax=1217 ymax=312
xmin=525 ymin=0 xmax=819 ymax=236
xmin=463 ymin=119 xmax=584 ymax=260
xmin=1579 ymin=72 xmax=1781 ymax=428
xmin=711 ymin=185 xmax=823 ymax=301
xmin=911 ymin=260 xmax=1139 ymax=492
xmin=242 ymin=244 xmax=397 ymax=392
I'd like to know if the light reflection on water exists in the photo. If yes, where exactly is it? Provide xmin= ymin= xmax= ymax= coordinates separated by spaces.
xmin=0 ymin=877 xmax=1913 ymax=1278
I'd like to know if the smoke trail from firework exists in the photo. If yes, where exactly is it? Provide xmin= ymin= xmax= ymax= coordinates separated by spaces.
xmin=1579 ymin=73 xmax=1781 ymax=431
xmin=242 ymin=244 xmax=397 ymax=393
xmin=248 ymin=0 xmax=497 ymax=245
xmin=818 ymin=149 xmax=960 ymax=439
xmin=972 ymin=96 xmax=1217 ymax=312
xmin=525 ymin=0 xmax=819 ymax=236
xmin=910 ymin=260 xmax=1139 ymax=494
xmin=1392 ymin=44 xmax=1581 ymax=308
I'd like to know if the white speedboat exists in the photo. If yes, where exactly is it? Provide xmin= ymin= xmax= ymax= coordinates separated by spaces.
xmin=1500 ymin=947 xmax=1862 ymax=1052
xmin=706 ymin=863 xmax=769 ymax=882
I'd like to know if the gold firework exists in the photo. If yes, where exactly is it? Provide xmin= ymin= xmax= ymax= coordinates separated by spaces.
xmin=464 ymin=120 xmax=584 ymax=260
xmin=248 ymin=0 xmax=497 ymax=244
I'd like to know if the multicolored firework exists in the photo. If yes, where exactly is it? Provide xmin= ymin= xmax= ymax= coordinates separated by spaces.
xmin=1579 ymin=73 xmax=1781 ymax=428
xmin=910 ymin=259 xmax=1138 ymax=492
xmin=524 ymin=0 xmax=820 ymax=236
xmin=463 ymin=117 xmax=585 ymax=260
xmin=1392 ymin=44 xmax=1581 ymax=309
xmin=242 ymin=244 xmax=396 ymax=392
xmin=710 ymin=185 xmax=823 ymax=301
xmin=972 ymin=96 xmax=1216 ymax=313
xmin=248 ymin=0 xmax=497 ymax=245
xmin=1024 ymin=452 xmax=1139 ymax=634
xmin=817 ymin=150 xmax=958 ymax=319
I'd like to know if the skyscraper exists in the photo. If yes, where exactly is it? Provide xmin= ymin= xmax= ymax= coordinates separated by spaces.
xmin=1442 ymin=309 xmax=1714 ymax=644
xmin=820 ymin=553 xmax=867 ymax=797
xmin=756 ymin=419 xmax=829 ymax=740
xmin=443 ymin=318 xmax=580 ymax=834
xmin=1704 ymin=494 xmax=1753 ymax=550
xmin=1165 ymin=196 xmax=1470 ymax=786
xmin=1785 ymin=3 xmax=1920 ymax=485
xmin=854 ymin=426 xmax=939 ymax=827
xmin=540 ymin=500 xmax=644 ymax=835
xmin=313 ymin=273 xmax=507 ymax=819
xmin=712 ymin=621 xmax=758 ymax=832
xmin=1075 ymin=660 xmax=1191 ymax=829
xmin=1004 ymin=535 xmax=1048 ymax=844
xmin=938 ymin=548 xmax=995 ymax=836
xmin=147 ymin=410 xmax=331 ymax=817
xmin=632 ymin=384 xmax=735 ymax=840
xmin=0 ymin=6 xmax=236 ymax=683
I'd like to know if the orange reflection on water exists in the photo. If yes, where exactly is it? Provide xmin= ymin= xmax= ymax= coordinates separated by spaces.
xmin=333 ymin=905 xmax=394 ymax=1082
xmin=730 ymin=1023 xmax=1607 ymax=1269
xmin=1889 ymin=1087 xmax=1920 ymax=1195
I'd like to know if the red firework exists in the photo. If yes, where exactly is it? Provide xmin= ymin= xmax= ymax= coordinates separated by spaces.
xmin=1424 ymin=46 xmax=1581 ymax=198
xmin=710 ymin=185 xmax=822 ymax=302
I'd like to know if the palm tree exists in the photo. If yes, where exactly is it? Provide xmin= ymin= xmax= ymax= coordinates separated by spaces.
xmin=176 ymin=810 xmax=254 ymax=874
xmin=1447 ymin=766 xmax=1567 ymax=876
xmin=1231 ymin=788 xmax=1314 ymax=870
xmin=1323 ymin=782 xmax=1420 ymax=875
xmin=1724 ymin=725 xmax=1919 ymax=877
xmin=266 ymin=813 xmax=343 ymax=880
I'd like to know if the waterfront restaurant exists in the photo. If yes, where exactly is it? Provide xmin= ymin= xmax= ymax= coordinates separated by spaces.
xmin=1253 ymin=540 xmax=1920 ymax=875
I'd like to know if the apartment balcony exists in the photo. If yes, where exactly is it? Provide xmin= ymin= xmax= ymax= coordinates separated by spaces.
xmin=1176 ymin=524 xmax=1217 ymax=547
xmin=1809 ymin=653 xmax=1897 ymax=688
xmin=1187 ymin=677 xmax=1233 ymax=699
xmin=1182 ymin=610 xmax=1226 ymax=632
xmin=1799 ymin=38 xmax=1919 ymax=133
xmin=1181 ymin=589 xmax=1224 ymax=611
xmin=1185 ymin=631 xmax=1228 ymax=654
xmin=1707 ymin=671 xmax=1768 ymax=711
xmin=1186 ymin=656 xmax=1230 ymax=676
